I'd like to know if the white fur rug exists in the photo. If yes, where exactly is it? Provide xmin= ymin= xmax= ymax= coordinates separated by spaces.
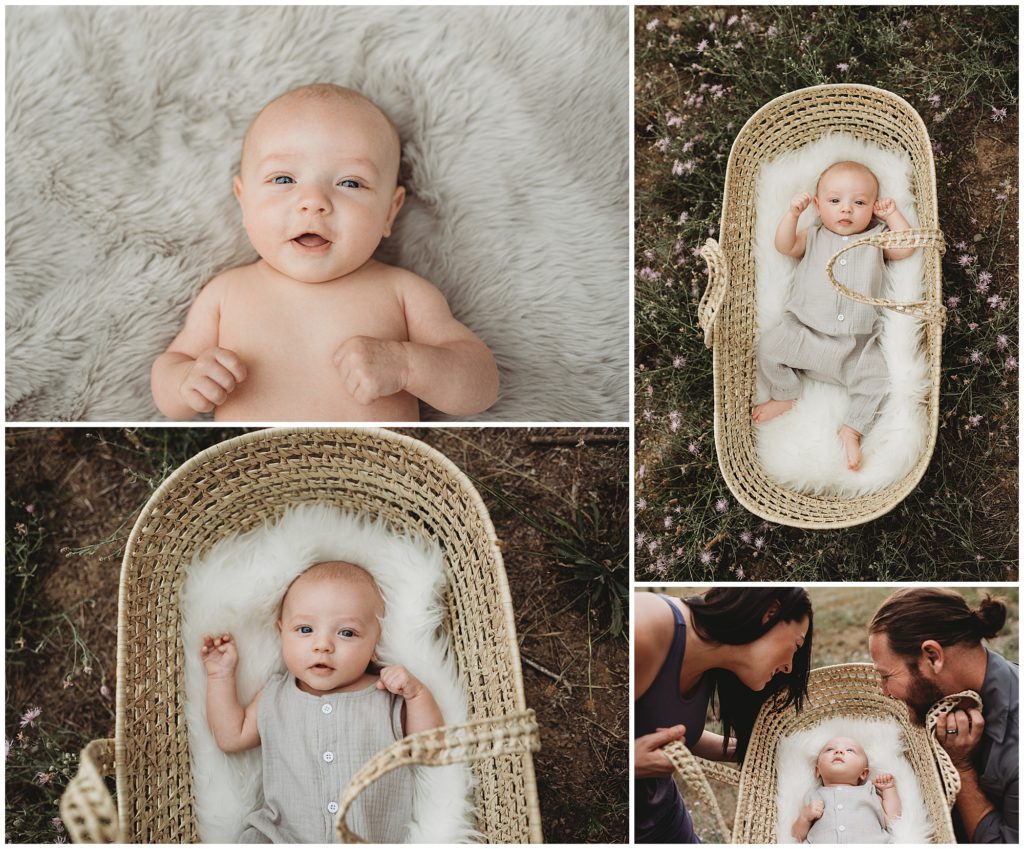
xmin=775 ymin=716 xmax=934 ymax=844
xmin=178 ymin=504 xmax=475 ymax=843
xmin=5 ymin=6 xmax=628 ymax=422
xmin=753 ymin=134 xmax=931 ymax=495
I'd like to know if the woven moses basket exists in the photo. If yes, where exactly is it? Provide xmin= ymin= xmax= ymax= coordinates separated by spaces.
xmin=698 ymin=84 xmax=946 ymax=528
xmin=664 ymin=663 xmax=979 ymax=843
xmin=59 ymin=427 xmax=542 ymax=843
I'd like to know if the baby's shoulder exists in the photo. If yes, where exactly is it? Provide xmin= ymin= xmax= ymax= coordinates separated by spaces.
xmin=366 ymin=260 xmax=435 ymax=291
xmin=204 ymin=261 xmax=261 ymax=293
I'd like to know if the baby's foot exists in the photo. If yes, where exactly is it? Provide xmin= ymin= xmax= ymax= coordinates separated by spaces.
xmin=839 ymin=425 xmax=862 ymax=470
xmin=752 ymin=399 xmax=795 ymax=423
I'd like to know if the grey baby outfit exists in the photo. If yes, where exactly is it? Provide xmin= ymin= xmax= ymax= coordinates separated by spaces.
xmin=804 ymin=782 xmax=893 ymax=844
xmin=239 ymin=672 xmax=413 ymax=844
xmin=759 ymin=221 xmax=889 ymax=434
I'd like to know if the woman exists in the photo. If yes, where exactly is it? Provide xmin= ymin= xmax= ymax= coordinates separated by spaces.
xmin=635 ymin=588 xmax=814 ymax=843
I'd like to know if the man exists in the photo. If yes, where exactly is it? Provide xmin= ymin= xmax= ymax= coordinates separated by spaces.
xmin=868 ymin=588 xmax=1018 ymax=843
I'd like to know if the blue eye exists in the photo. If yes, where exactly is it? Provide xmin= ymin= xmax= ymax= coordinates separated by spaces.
xmin=298 ymin=625 xmax=312 ymax=634
xmin=339 ymin=628 xmax=355 ymax=638
xmin=338 ymin=179 xmax=361 ymax=189
xmin=272 ymin=175 xmax=294 ymax=185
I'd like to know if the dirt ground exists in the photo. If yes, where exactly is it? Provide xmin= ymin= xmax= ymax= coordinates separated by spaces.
xmin=5 ymin=427 xmax=628 ymax=843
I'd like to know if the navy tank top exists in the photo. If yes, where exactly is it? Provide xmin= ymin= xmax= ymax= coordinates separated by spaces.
xmin=635 ymin=595 xmax=713 ymax=843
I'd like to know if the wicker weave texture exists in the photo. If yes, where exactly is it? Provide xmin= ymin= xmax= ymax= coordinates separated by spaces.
xmin=699 ymin=84 xmax=943 ymax=528
xmin=63 ymin=427 xmax=541 ymax=843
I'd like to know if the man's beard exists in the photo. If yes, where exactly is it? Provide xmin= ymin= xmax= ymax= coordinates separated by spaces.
xmin=905 ymin=661 xmax=946 ymax=725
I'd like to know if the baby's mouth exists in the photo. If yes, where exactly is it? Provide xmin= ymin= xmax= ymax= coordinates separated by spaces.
xmin=311 ymin=662 xmax=334 ymax=671
xmin=293 ymin=233 xmax=330 ymax=248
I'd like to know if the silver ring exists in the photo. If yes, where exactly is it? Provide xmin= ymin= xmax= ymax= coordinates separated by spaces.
xmin=946 ymin=728 xmax=958 ymax=735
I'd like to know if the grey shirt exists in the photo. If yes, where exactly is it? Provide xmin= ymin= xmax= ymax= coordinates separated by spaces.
xmin=805 ymin=782 xmax=892 ymax=844
xmin=787 ymin=221 xmax=888 ymax=336
xmin=239 ymin=672 xmax=413 ymax=843
xmin=968 ymin=649 xmax=1019 ymax=843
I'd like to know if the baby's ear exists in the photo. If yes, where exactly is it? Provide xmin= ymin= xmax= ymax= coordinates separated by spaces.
xmin=382 ymin=186 xmax=406 ymax=237
xmin=275 ymin=618 xmax=282 ymax=633
xmin=233 ymin=175 xmax=243 ymax=201
xmin=860 ymin=767 xmax=870 ymax=784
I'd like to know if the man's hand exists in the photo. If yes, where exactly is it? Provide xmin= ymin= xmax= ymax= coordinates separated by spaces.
xmin=939 ymin=706 xmax=985 ymax=770
xmin=333 ymin=336 xmax=410 ymax=405
xmin=180 ymin=348 xmax=247 ymax=413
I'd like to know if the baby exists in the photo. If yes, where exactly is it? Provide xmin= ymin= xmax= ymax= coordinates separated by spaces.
xmin=791 ymin=735 xmax=902 ymax=844
xmin=752 ymin=160 xmax=915 ymax=470
xmin=152 ymin=83 xmax=499 ymax=422
xmin=201 ymin=560 xmax=443 ymax=843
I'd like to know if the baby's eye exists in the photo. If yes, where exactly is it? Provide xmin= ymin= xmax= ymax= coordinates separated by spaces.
xmin=298 ymin=625 xmax=312 ymax=634
xmin=271 ymin=175 xmax=294 ymax=185
xmin=338 ymin=179 xmax=361 ymax=189
xmin=855 ymin=200 xmax=866 ymax=205
xmin=829 ymin=198 xmax=840 ymax=204
xmin=338 ymin=628 xmax=355 ymax=638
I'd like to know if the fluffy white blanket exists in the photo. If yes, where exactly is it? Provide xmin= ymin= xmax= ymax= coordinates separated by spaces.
xmin=178 ymin=504 xmax=475 ymax=843
xmin=775 ymin=716 xmax=934 ymax=844
xmin=753 ymin=134 xmax=931 ymax=495
xmin=5 ymin=6 xmax=628 ymax=422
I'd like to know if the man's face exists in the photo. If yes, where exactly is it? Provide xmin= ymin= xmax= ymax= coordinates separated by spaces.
xmin=869 ymin=631 xmax=947 ymax=725
xmin=234 ymin=95 xmax=404 ymax=284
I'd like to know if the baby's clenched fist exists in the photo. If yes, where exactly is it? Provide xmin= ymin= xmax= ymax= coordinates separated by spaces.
xmin=180 ymin=348 xmax=247 ymax=413
xmin=376 ymin=664 xmax=425 ymax=699
xmin=790 ymin=192 xmax=812 ymax=215
xmin=201 ymin=633 xmax=239 ymax=678
xmin=333 ymin=336 xmax=410 ymax=405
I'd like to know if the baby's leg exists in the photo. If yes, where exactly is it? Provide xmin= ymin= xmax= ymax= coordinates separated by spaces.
xmin=842 ymin=335 xmax=888 ymax=470
xmin=753 ymin=320 xmax=803 ymax=423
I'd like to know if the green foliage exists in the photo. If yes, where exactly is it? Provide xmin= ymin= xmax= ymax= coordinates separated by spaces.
xmin=635 ymin=6 xmax=1018 ymax=580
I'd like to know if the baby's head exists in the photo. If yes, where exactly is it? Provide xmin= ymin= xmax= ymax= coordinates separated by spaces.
xmin=233 ymin=83 xmax=406 ymax=284
xmin=813 ymin=161 xmax=879 ymax=236
xmin=276 ymin=560 xmax=385 ymax=694
xmin=814 ymin=735 xmax=870 ymax=787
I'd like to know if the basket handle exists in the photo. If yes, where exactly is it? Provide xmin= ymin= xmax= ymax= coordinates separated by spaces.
xmin=663 ymin=740 xmax=734 ymax=841
xmin=698 ymin=238 xmax=729 ymax=349
xmin=335 ymin=709 xmax=540 ymax=843
xmin=59 ymin=738 xmax=121 ymax=843
xmin=825 ymin=228 xmax=947 ymax=327
xmin=924 ymin=689 xmax=984 ymax=808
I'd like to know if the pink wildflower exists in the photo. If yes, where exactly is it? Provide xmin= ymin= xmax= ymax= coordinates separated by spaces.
xmin=1006 ymin=357 xmax=1018 ymax=371
xmin=726 ymin=14 xmax=738 ymax=26
xmin=714 ymin=497 xmax=729 ymax=513
xmin=664 ymin=515 xmax=674 ymax=530
xmin=25 ymin=503 xmax=35 ymax=514
xmin=735 ymin=566 xmax=745 ymax=580
xmin=957 ymin=253 xmax=975 ymax=267
xmin=740 ymin=530 xmax=753 ymax=545
xmin=635 ymin=532 xmax=647 ymax=548
xmin=52 ymin=819 xmax=65 ymax=834
xmin=100 ymin=684 xmax=111 ymax=697
xmin=969 ymin=350 xmax=983 ymax=364
xmin=687 ymin=440 xmax=701 ymax=455
xmin=928 ymin=94 xmax=941 ymax=108
xmin=996 ymin=334 xmax=1009 ymax=350
xmin=677 ymin=212 xmax=689 ymax=225
xmin=991 ymin=106 xmax=1008 ymax=122
xmin=836 ymin=62 xmax=850 ymax=73
xmin=669 ymin=410 xmax=682 ymax=433
xmin=754 ymin=536 xmax=765 ymax=550
xmin=656 ymin=137 xmax=670 ymax=154
xmin=968 ymin=414 xmax=982 ymax=427
xmin=699 ymin=550 xmax=714 ymax=565
xmin=673 ymin=355 xmax=686 ymax=368
xmin=987 ymin=294 xmax=1004 ymax=309
xmin=36 ymin=771 xmax=56 ymax=786
xmin=978 ymin=270 xmax=993 ymax=285
xmin=696 ymin=39 xmax=708 ymax=53
xmin=945 ymin=295 xmax=960 ymax=308
xmin=20 ymin=706 xmax=41 ymax=728
xmin=646 ymin=18 xmax=659 ymax=31
xmin=637 ymin=464 xmax=646 ymax=480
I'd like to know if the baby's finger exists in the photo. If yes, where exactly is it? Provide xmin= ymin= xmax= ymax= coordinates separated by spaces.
xmin=202 ymin=360 xmax=238 ymax=394
xmin=213 ymin=349 xmax=247 ymax=383
xmin=185 ymin=387 xmax=215 ymax=414
xmin=193 ymin=376 xmax=229 ymax=407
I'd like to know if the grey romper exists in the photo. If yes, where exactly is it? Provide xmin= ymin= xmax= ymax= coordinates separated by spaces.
xmin=239 ymin=672 xmax=413 ymax=843
xmin=759 ymin=221 xmax=889 ymax=434
xmin=804 ymin=781 xmax=893 ymax=844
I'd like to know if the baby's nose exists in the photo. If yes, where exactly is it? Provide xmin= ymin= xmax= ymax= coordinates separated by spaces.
xmin=298 ymin=189 xmax=332 ymax=215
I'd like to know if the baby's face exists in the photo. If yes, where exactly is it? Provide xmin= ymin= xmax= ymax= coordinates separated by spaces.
xmin=814 ymin=166 xmax=877 ymax=236
xmin=277 ymin=573 xmax=383 ymax=694
xmin=234 ymin=95 xmax=405 ymax=284
xmin=815 ymin=736 xmax=870 ymax=786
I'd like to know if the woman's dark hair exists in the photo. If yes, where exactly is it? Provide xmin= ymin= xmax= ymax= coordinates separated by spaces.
xmin=685 ymin=587 xmax=813 ymax=761
xmin=869 ymin=589 xmax=1007 ymax=657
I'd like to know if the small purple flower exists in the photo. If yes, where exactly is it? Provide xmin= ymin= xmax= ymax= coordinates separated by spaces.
xmin=987 ymin=294 xmax=1004 ymax=310
xmin=968 ymin=414 xmax=983 ymax=428
xmin=928 ymin=94 xmax=941 ymax=109
xmin=754 ymin=536 xmax=766 ymax=550
xmin=735 ymin=566 xmax=745 ymax=580
xmin=996 ymin=334 xmax=1009 ymax=350
xmin=957 ymin=253 xmax=975 ymax=267
xmin=666 ymin=111 xmax=683 ymax=128
xmin=968 ymin=322 xmax=979 ymax=331
xmin=25 ymin=503 xmax=35 ymax=514
xmin=646 ymin=18 xmax=659 ymax=31
xmin=766 ymin=25 xmax=778 ymax=38
xmin=1006 ymin=357 xmax=1018 ymax=372
xmin=740 ymin=530 xmax=753 ymax=545
xmin=100 ymin=684 xmax=111 ymax=698
xmin=673 ymin=355 xmax=686 ymax=368
xmin=699 ymin=550 xmax=714 ymax=565
xmin=635 ymin=531 xmax=647 ymax=548
xmin=696 ymin=38 xmax=708 ymax=53
xmin=677 ymin=212 xmax=689 ymax=225
xmin=687 ymin=440 xmax=702 ymax=455
xmin=20 ymin=706 xmax=41 ymax=728
xmin=945 ymin=295 xmax=960 ymax=308
xmin=991 ymin=106 xmax=1008 ymax=123
xmin=637 ymin=464 xmax=646 ymax=480
xmin=899 ymin=19 xmax=911 ymax=31
xmin=726 ymin=14 xmax=738 ymax=26
xmin=669 ymin=410 xmax=682 ymax=433
xmin=836 ymin=62 xmax=850 ymax=73
xmin=638 ymin=266 xmax=661 ymax=282
xmin=52 ymin=818 xmax=65 ymax=835
xmin=978 ymin=270 xmax=993 ymax=286
xmin=663 ymin=515 xmax=674 ymax=530
xmin=969 ymin=350 xmax=983 ymax=364
xmin=714 ymin=497 xmax=729 ymax=513
xmin=36 ymin=771 xmax=56 ymax=786
xmin=656 ymin=137 xmax=670 ymax=154
xmin=953 ymin=240 xmax=968 ymax=251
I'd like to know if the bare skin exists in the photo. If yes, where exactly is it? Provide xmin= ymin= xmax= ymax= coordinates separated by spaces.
xmin=152 ymin=85 xmax=498 ymax=421
xmin=755 ymin=162 xmax=916 ymax=470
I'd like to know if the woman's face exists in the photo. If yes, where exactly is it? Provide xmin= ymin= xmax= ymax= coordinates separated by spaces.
xmin=734 ymin=614 xmax=809 ymax=691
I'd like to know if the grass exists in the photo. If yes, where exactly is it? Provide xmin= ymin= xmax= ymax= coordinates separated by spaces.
xmin=634 ymin=6 xmax=1018 ymax=580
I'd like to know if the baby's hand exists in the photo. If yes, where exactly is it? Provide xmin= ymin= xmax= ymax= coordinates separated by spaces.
xmin=873 ymin=773 xmax=897 ymax=791
xmin=333 ymin=336 xmax=410 ymax=405
xmin=377 ymin=664 xmax=426 ymax=700
xmin=801 ymin=800 xmax=826 ymax=822
xmin=180 ymin=348 xmax=247 ymax=413
xmin=789 ymin=192 xmax=812 ymax=215
xmin=873 ymin=198 xmax=898 ymax=220
xmin=201 ymin=633 xmax=239 ymax=679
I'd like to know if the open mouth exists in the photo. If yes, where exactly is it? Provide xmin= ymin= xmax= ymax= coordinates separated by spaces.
xmin=311 ymin=663 xmax=334 ymax=672
xmin=292 ymin=233 xmax=331 ymax=249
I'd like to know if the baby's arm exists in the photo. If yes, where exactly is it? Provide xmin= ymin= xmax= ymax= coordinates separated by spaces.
xmin=775 ymin=193 xmax=811 ymax=258
xmin=873 ymin=199 xmax=916 ymax=261
xmin=791 ymin=798 xmax=825 ymax=842
xmin=377 ymin=664 xmax=444 ymax=735
xmin=151 ymin=274 xmax=247 ymax=419
xmin=333 ymin=273 xmax=499 ymax=416
xmin=201 ymin=633 xmax=261 ymax=753
xmin=873 ymin=773 xmax=902 ymax=825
